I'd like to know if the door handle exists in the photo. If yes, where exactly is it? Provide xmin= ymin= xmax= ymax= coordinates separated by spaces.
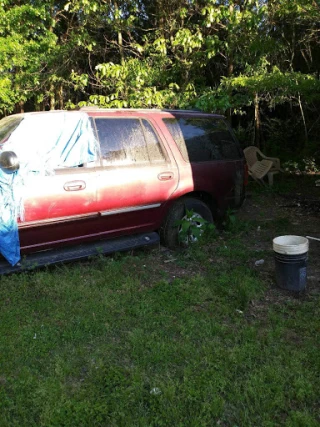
xmin=63 ymin=180 xmax=86 ymax=191
xmin=158 ymin=172 xmax=174 ymax=181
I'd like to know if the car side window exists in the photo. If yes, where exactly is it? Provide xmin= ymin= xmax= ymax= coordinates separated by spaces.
xmin=163 ymin=117 xmax=242 ymax=162
xmin=142 ymin=119 xmax=167 ymax=163
xmin=93 ymin=118 xmax=166 ymax=165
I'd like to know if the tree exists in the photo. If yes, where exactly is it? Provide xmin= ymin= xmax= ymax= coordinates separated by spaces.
xmin=0 ymin=1 xmax=57 ymax=113
xmin=0 ymin=0 xmax=318 ymax=161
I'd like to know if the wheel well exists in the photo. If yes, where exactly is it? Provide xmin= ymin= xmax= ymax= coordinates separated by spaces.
xmin=181 ymin=191 xmax=218 ymax=218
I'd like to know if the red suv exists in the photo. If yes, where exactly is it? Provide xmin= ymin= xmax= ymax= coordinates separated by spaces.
xmin=0 ymin=108 xmax=247 ymax=272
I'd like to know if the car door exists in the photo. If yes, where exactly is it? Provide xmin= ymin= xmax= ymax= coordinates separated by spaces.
xmin=91 ymin=116 xmax=179 ymax=238
xmin=18 ymin=165 xmax=99 ymax=251
xmin=162 ymin=115 xmax=246 ymax=210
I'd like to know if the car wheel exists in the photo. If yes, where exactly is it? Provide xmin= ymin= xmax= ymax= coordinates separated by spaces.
xmin=160 ymin=198 xmax=213 ymax=248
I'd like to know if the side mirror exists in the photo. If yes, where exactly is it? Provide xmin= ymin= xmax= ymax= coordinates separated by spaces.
xmin=0 ymin=151 xmax=20 ymax=174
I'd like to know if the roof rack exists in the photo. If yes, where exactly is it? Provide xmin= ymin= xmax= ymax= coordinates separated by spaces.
xmin=79 ymin=106 xmax=206 ymax=113
xmin=162 ymin=108 xmax=203 ymax=113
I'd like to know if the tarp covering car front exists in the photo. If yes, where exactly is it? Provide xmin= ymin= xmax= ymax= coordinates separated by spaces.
xmin=0 ymin=111 xmax=99 ymax=266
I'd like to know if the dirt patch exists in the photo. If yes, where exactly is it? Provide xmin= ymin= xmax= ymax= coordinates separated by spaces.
xmin=146 ymin=177 xmax=320 ymax=300
xmin=237 ymin=183 xmax=320 ymax=296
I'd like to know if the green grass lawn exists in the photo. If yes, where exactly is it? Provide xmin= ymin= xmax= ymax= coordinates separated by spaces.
xmin=0 ymin=183 xmax=319 ymax=426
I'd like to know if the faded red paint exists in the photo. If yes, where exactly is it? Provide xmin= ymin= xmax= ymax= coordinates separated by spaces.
xmin=1 ymin=109 xmax=246 ymax=254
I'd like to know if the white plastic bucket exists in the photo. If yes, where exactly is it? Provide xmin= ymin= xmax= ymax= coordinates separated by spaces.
xmin=273 ymin=235 xmax=308 ymax=291
xmin=273 ymin=235 xmax=309 ymax=255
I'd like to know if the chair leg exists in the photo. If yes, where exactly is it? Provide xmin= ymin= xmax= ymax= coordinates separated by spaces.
xmin=267 ymin=171 xmax=279 ymax=186
xmin=249 ymin=173 xmax=267 ymax=186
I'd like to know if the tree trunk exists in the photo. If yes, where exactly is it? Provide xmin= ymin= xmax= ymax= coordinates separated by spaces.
xmin=118 ymin=29 xmax=124 ymax=65
xmin=156 ymin=0 xmax=165 ymax=40
xmin=298 ymin=93 xmax=308 ymax=144
xmin=226 ymin=58 xmax=234 ymax=122
xmin=226 ymin=2 xmax=234 ymax=122
xmin=58 ymin=84 xmax=64 ymax=110
xmin=254 ymin=92 xmax=261 ymax=148
xmin=114 ymin=1 xmax=124 ymax=65
xmin=17 ymin=100 xmax=24 ymax=113
xmin=50 ymin=84 xmax=55 ymax=110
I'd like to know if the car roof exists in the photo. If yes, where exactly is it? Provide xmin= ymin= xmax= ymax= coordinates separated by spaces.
xmin=79 ymin=107 xmax=224 ymax=118
xmin=5 ymin=108 xmax=225 ymax=120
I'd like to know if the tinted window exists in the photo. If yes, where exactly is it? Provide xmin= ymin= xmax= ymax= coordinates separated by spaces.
xmin=93 ymin=118 xmax=166 ymax=165
xmin=163 ymin=117 xmax=241 ymax=162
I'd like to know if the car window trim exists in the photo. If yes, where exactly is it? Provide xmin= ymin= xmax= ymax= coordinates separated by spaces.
xmin=90 ymin=116 xmax=170 ymax=166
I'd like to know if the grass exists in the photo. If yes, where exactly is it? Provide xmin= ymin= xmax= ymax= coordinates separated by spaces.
xmin=0 ymin=187 xmax=319 ymax=426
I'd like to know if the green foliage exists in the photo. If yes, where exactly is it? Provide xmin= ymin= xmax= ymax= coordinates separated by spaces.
xmin=0 ymin=0 xmax=318 ymax=160
xmin=302 ymin=158 xmax=320 ymax=174
xmin=0 ymin=76 xmax=16 ymax=114
xmin=224 ymin=69 xmax=320 ymax=108
xmin=283 ymin=158 xmax=320 ymax=174
xmin=75 ymin=54 xmax=198 ymax=109
xmin=194 ymin=88 xmax=232 ymax=114
xmin=175 ymin=208 xmax=215 ymax=245
xmin=0 ymin=2 xmax=59 ymax=113
xmin=223 ymin=209 xmax=251 ymax=234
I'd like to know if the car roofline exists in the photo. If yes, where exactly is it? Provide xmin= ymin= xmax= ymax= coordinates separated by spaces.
xmin=2 ymin=108 xmax=225 ymax=120
xmin=79 ymin=106 xmax=224 ymax=117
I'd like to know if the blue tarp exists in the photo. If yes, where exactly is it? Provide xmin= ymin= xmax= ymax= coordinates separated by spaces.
xmin=0 ymin=111 xmax=98 ymax=265
xmin=0 ymin=171 xmax=21 ymax=265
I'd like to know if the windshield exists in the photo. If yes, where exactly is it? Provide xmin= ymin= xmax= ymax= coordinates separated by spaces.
xmin=0 ymin=116 xmax=24 ymax=146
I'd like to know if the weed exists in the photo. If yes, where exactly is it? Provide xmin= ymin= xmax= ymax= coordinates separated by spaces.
xmin=223 ymin=208 xmax=251 ymax=234
xmin=175 ymin=208 xmax=216 ymax=244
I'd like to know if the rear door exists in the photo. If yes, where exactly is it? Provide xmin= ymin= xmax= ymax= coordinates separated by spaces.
xmin=91 ymin=116 xmax=179 ymax=237
xmin=163 ymin=115 xmax=245 ymax=210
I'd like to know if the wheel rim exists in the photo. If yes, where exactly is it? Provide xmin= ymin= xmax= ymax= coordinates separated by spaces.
xmin=179 ymin=212 xmax=205 ymax=244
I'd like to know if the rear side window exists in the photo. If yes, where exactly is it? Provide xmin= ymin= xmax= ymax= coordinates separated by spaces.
xmin=163 ymin=117 xmax=242 ymax=162
xmin=93 ymin=118 xmax=166 ymax=165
